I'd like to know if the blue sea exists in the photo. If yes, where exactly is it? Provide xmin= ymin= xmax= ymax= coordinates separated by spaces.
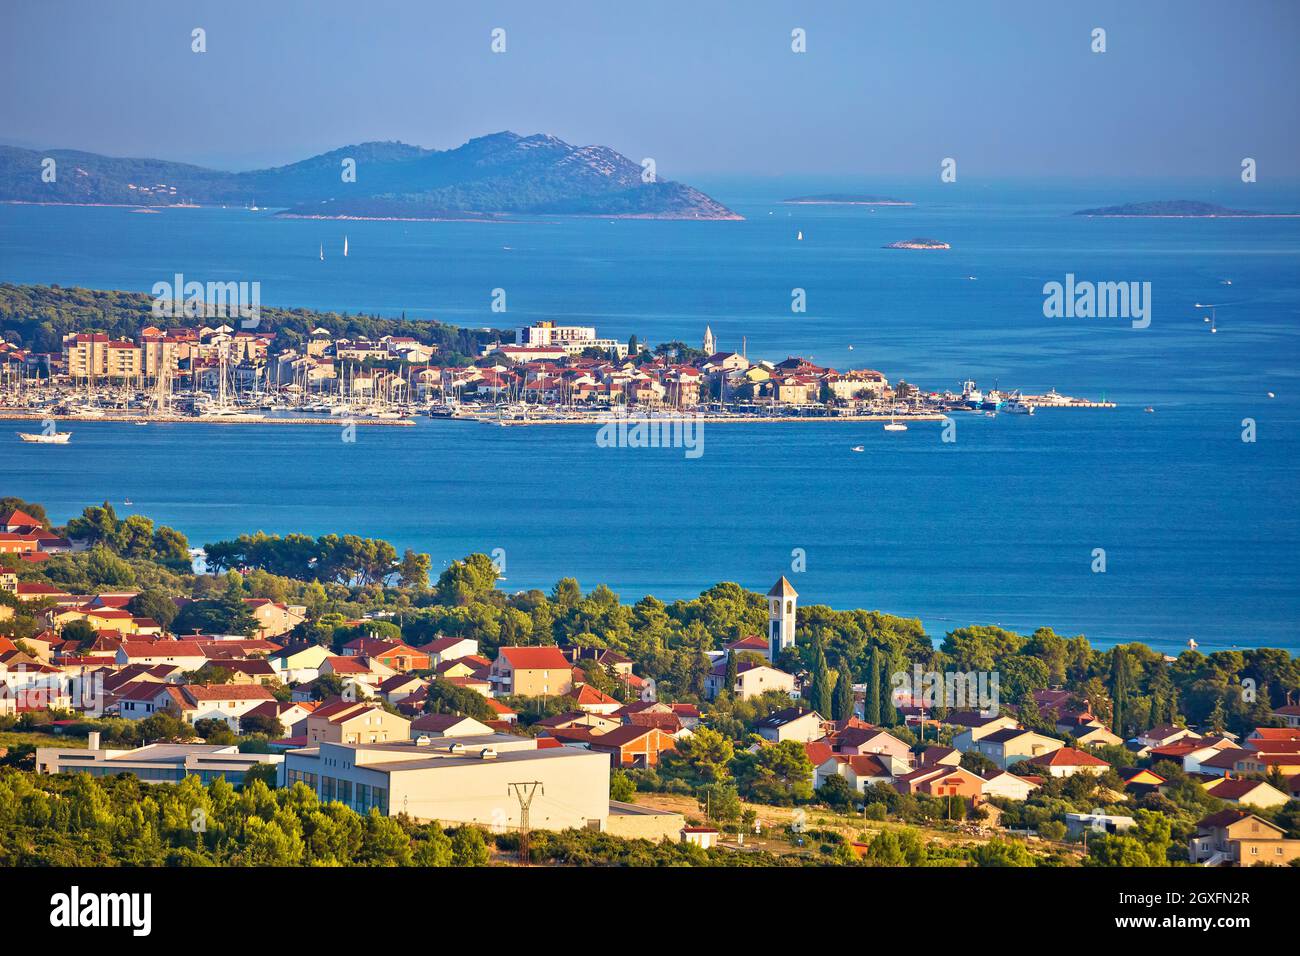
xmin=2 ymin=178 xmax=1299 ymax=655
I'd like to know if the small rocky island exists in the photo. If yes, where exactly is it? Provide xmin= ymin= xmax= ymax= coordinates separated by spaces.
xmin=784 ymin=193 xmax=912 ymax=206
xmin=1074 ymin=200 xmax=1296 ymax=218
xmin=883 ymin=237 xmax=949 ymax=250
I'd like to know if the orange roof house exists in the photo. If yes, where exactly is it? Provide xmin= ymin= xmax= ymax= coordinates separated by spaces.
xmin=1022 ymin=747 xmax=1110 ymax=777
xmin=489 ymin=646 xmax=573 ymax=697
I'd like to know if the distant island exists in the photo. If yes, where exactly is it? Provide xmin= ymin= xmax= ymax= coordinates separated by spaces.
xmin=783 ymin=193 xmax=912 ymax=206
xmin=1074 ymin=199 xmax=1299 ymax=218
xmin=0 ymin=132 xmax=741 ymax=221
xmin=883 ymin=238 xmax=949 ymax=250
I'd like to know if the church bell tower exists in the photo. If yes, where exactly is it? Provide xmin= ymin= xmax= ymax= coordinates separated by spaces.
xmin=767 ymin=576 xmax=798 ymax=657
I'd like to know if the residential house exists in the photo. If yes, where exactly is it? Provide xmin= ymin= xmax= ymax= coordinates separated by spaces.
xmin=489 ymin=646 xmax=573 ymax=697
xmin=1022 ymin=747 xmax=1110 ymax=778
xmin=1272 ymin=704 xmax=1300 ymax=729
xmin=340 ymin=638 xmax=430 ymax=673
xmin=1120 ymin=767 xmax=1167 ymax=798
xmin=414 ymin=636 xmax=479 ymax=667
xmin=979 ymin=770 xmax=1041 ymax=801
xmin=573 ymin=684 xmax=622 ymax=715
xmin=755 ymin=707 xmax=824 ymax=744
xmin=959 ymin=728 xmax=1064 ymax=770
xmin=580 ymin=725 xmax=676 ymax=768
xmin=894 ymin=765 xmax=986 ymax=802
xmin=814 ymin=754 xmax=895 ymax=793
xmin=704 ymin=660 xmax=796 ymax=701
xmin=268 ymin=644 xmax=332 ymax=684
xmin=1138 ymin=724 xmax=1200 ymax=750
xmin=242 ymin=599 xmax=307 ymax=638
xmin=1202 ymin=778 xmax=1290 ymax=809
xmin=177 ymin=684 xmax=277 ymax=731
xmin=1189 ymin=809 xmax=1300 ymax=866
xmin=115 ymin=641 xmax=207 ymax=671
xmin=1072 ymin=724 xmax=1123 ymax=748
xmin=377 ymin=673 xmax=428 ymax=706
xmin=305 ymin=700 xmax=411 ymax=745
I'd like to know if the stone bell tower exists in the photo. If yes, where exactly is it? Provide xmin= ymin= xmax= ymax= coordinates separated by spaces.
xmin=767 ymin=576 xmax=798 ymax=657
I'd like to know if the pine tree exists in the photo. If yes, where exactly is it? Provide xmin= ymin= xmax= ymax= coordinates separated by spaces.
xmin=724 ymin=652 xmax=739 ymax=697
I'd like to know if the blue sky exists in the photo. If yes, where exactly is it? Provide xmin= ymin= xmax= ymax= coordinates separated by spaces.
xmin=2 ymin=0 xmax=1298 ymax=179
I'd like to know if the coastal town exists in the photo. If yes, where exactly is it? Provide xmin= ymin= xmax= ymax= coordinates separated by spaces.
xmin=1 ymin=500 xmax=1296 ymax=868
xmin=0 ymin=296 xmax=1112 ymax=431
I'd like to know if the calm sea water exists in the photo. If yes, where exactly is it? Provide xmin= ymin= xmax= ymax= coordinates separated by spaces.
xmin=2 ymin=179 xmax=1298 ymax=654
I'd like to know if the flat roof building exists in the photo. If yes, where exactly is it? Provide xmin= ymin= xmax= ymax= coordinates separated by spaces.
xmin=282 ymin=734 xmax=612 ymax=831
xmin=36 ymin=739 xmax=281 ymax=786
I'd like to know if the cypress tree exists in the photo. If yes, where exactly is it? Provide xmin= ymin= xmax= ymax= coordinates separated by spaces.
xmin=724 ymin=652 xmax=739 ymax=697
xmin=866 ymin=646 xmax=883 ymax=724
xmin=812 ymin=641 xmax=832 ymax=716
xmin=834 ymin=664 xmax=854 ymax=721
xmin=879 ymin=651 xmax=899 ymax=727
xmin=1109 ymin=646 xmax=1131 ymax=736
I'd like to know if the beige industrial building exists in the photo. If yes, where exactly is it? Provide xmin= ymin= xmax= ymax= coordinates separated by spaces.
xmin=282 ymin=734 xmax=614 ymax=831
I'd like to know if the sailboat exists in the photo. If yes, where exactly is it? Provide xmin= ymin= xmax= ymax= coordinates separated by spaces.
xmin=883 ymin=418 xmax=908 ymax=432
xmin=796 ymin=231 xmax=803 ymax=241
xmin=319 ymin=243 xmax=324 ymax=261
xmin=343 ymin=235 xmax=349 ymax=257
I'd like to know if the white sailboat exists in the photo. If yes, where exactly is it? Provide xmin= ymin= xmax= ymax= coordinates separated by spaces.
xmin=319 ymin=243 xmax=324 ymax=261
xmin=883 ymin=418 xmax=908 ymax=432
xmin=796 ymin=231 xmax=803 ymax=241
xmin=343 ymin=235 xmax=349 ymax=257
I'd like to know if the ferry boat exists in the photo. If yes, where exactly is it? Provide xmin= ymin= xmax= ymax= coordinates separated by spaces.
xmin=18 ymin=430 xmax=71 ymax=443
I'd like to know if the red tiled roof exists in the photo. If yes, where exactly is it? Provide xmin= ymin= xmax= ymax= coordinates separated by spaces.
xmin=497 ymin=646 xmax=570 ymax=670
xmin=184 ymin=684 xmax=275 ymax=702
xmin=1024 ymin=747 xmax=1109 ymax=768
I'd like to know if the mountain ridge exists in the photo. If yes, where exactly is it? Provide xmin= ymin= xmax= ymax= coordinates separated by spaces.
xmin=0 ymin=132 xmax=741 ymax=220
